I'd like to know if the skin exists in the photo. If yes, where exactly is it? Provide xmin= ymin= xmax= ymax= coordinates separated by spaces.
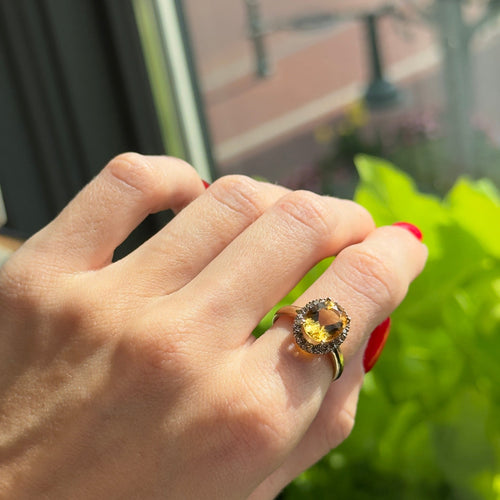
xmin=0 ymin=153 xmax=427 ymax=499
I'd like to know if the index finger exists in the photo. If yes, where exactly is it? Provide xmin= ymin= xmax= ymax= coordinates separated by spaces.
xmin=19 ymin=154 xmax=205 ymax=272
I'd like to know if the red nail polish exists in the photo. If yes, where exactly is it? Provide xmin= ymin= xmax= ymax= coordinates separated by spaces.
xmin=202 ymin=180 xmax=210 ymax=189
xmin=393 ymin=222 xmax=423 ymax=241
xmin=363 ymin=317 xmax=391 ymax=373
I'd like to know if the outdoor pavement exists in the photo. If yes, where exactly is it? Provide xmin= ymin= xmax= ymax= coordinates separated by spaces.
xmin=182 ymin=0 xmax=500 ymax=181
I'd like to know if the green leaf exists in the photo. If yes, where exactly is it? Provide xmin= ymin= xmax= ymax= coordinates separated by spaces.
xmin=445 ymin=178 xmax=500 ymax=258
xmin=283 ymin=156 xmax=500 ymax=500
xmin=354 ymin=155 xmax=448 ymax=254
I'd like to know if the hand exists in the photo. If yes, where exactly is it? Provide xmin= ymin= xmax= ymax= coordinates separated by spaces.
xmin=0 ymin=153 xmax=427 ymax=499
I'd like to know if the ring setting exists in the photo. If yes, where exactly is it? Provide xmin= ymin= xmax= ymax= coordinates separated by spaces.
xmin=273 ymin=298 xmax=350 ymax=380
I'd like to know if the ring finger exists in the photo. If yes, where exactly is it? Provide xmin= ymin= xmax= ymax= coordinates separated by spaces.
xmin=243 ymin=225 xmax=427 ymax=481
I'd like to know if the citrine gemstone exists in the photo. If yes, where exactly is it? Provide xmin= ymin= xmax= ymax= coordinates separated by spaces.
xmin=303 ymin=317 xmax=334 ymax=343
xmin=301 ymin=304 xmax=344 ymax=344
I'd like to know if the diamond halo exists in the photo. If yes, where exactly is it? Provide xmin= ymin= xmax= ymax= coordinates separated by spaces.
xmin=292 ymin=298 xmax=350 ymax=355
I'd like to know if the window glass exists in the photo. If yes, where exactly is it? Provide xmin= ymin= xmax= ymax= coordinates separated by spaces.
xmin=183 ymin=0 xmax=500 ymax=196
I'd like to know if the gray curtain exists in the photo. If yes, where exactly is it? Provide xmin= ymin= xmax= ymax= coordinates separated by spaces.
xmin=0 ymin=0 xmax=167 ymax=253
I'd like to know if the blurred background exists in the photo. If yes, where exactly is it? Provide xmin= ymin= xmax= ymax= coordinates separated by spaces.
xmin=185 ymin=0 xmax=500 ymax=195
xmin=1 ymin=0 xmax=499 ymax=498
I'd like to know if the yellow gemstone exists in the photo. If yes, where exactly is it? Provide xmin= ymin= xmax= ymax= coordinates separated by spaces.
xmin=301 ymin=303 xmax=344 ymax=344
xmin=303 ymin=317 xmax=333 ymax=343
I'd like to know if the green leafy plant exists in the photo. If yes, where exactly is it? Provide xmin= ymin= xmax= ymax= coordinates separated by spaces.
xmin=277 ymin=156 xmax=500 ymax=499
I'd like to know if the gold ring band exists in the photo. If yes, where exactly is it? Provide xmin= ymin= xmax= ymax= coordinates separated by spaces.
xmin=273 ymin=298 xmax=350 ymax=381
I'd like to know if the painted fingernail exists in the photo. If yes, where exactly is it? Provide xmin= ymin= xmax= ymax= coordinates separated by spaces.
xmin=202 ymin=180 xmax=211 ymax=189
xmin=363 ymin=317 xmax=391 ymax=373
xmin=392 ymin=222 xmax=423 ymax=241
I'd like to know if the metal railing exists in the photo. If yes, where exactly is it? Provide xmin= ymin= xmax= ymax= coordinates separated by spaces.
xmin=244 ymin=1 xmax=399 ymax=108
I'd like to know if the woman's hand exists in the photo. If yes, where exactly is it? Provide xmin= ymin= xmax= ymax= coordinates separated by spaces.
xmin=0 ymin=153 xmax=427 ymax=499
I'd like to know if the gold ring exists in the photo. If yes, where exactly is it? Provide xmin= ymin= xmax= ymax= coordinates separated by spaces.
xmin=273 ymin=298 xmax=350 ymax=381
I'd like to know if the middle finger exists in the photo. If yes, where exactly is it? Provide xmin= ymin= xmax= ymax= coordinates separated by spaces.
xmin=113 ymin=176 xmax=289 ymax=296
xmin=173 ymin=190 xmax=375 ymax=348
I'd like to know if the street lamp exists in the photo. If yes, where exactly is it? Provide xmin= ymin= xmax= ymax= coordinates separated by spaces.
xmin=363 ymin=12 xmax=400 ymax=108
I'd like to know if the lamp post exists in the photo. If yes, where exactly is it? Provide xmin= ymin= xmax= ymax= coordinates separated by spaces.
xmin=363 ymin=12 xmax=399 ymax=108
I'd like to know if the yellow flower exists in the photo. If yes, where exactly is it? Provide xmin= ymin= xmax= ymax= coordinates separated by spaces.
xmin=346 ymin=100 xmax=368 ymax=128
xmin=314 ymin=124 xmax=335 ymax=145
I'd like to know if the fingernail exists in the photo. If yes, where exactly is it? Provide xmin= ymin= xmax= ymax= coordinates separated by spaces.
xmin=392 ymin=222 xmax=423 ymax=241
xmin=202 ymin=180 xmax=211 ymax=189
xmin=363 ymin=317 xmax=391 ymax=373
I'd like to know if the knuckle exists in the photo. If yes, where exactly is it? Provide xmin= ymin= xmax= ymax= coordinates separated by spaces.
xmin=130 ymin=312 xmax=200 ymax=379
xmin=326 ymin=406 xmax=356 ymax=448
xmin=339 ymin=246 xmax=405 ymax=311
xmin=250 ymin=398 xmax=289 ymax=446
xmin=100 ymin=316 xmax=195 ymax=400
xmin=125 ymin=334 xmax=191 ymax=390
xmin=105 ymin=152 xmax=158 ymax=199
xmin=0 ymin=264 xmax=97 ymax=346
xmin=337 ymin=406 xmax=356 ymax=441
xmin=209 ymin=175 xmax=264 ymax=222
xmin=276 ymin=190 xmax=331 ymax=240
xmin=232 ymin=371 xmax=291 ymax=457
xmin=230 ymin=401 xmax=289 ymax=461
xmin=0 ymin=252 xmax=57 ymax=312
xmin=50 ymin=291 xmax=95 ymax=342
